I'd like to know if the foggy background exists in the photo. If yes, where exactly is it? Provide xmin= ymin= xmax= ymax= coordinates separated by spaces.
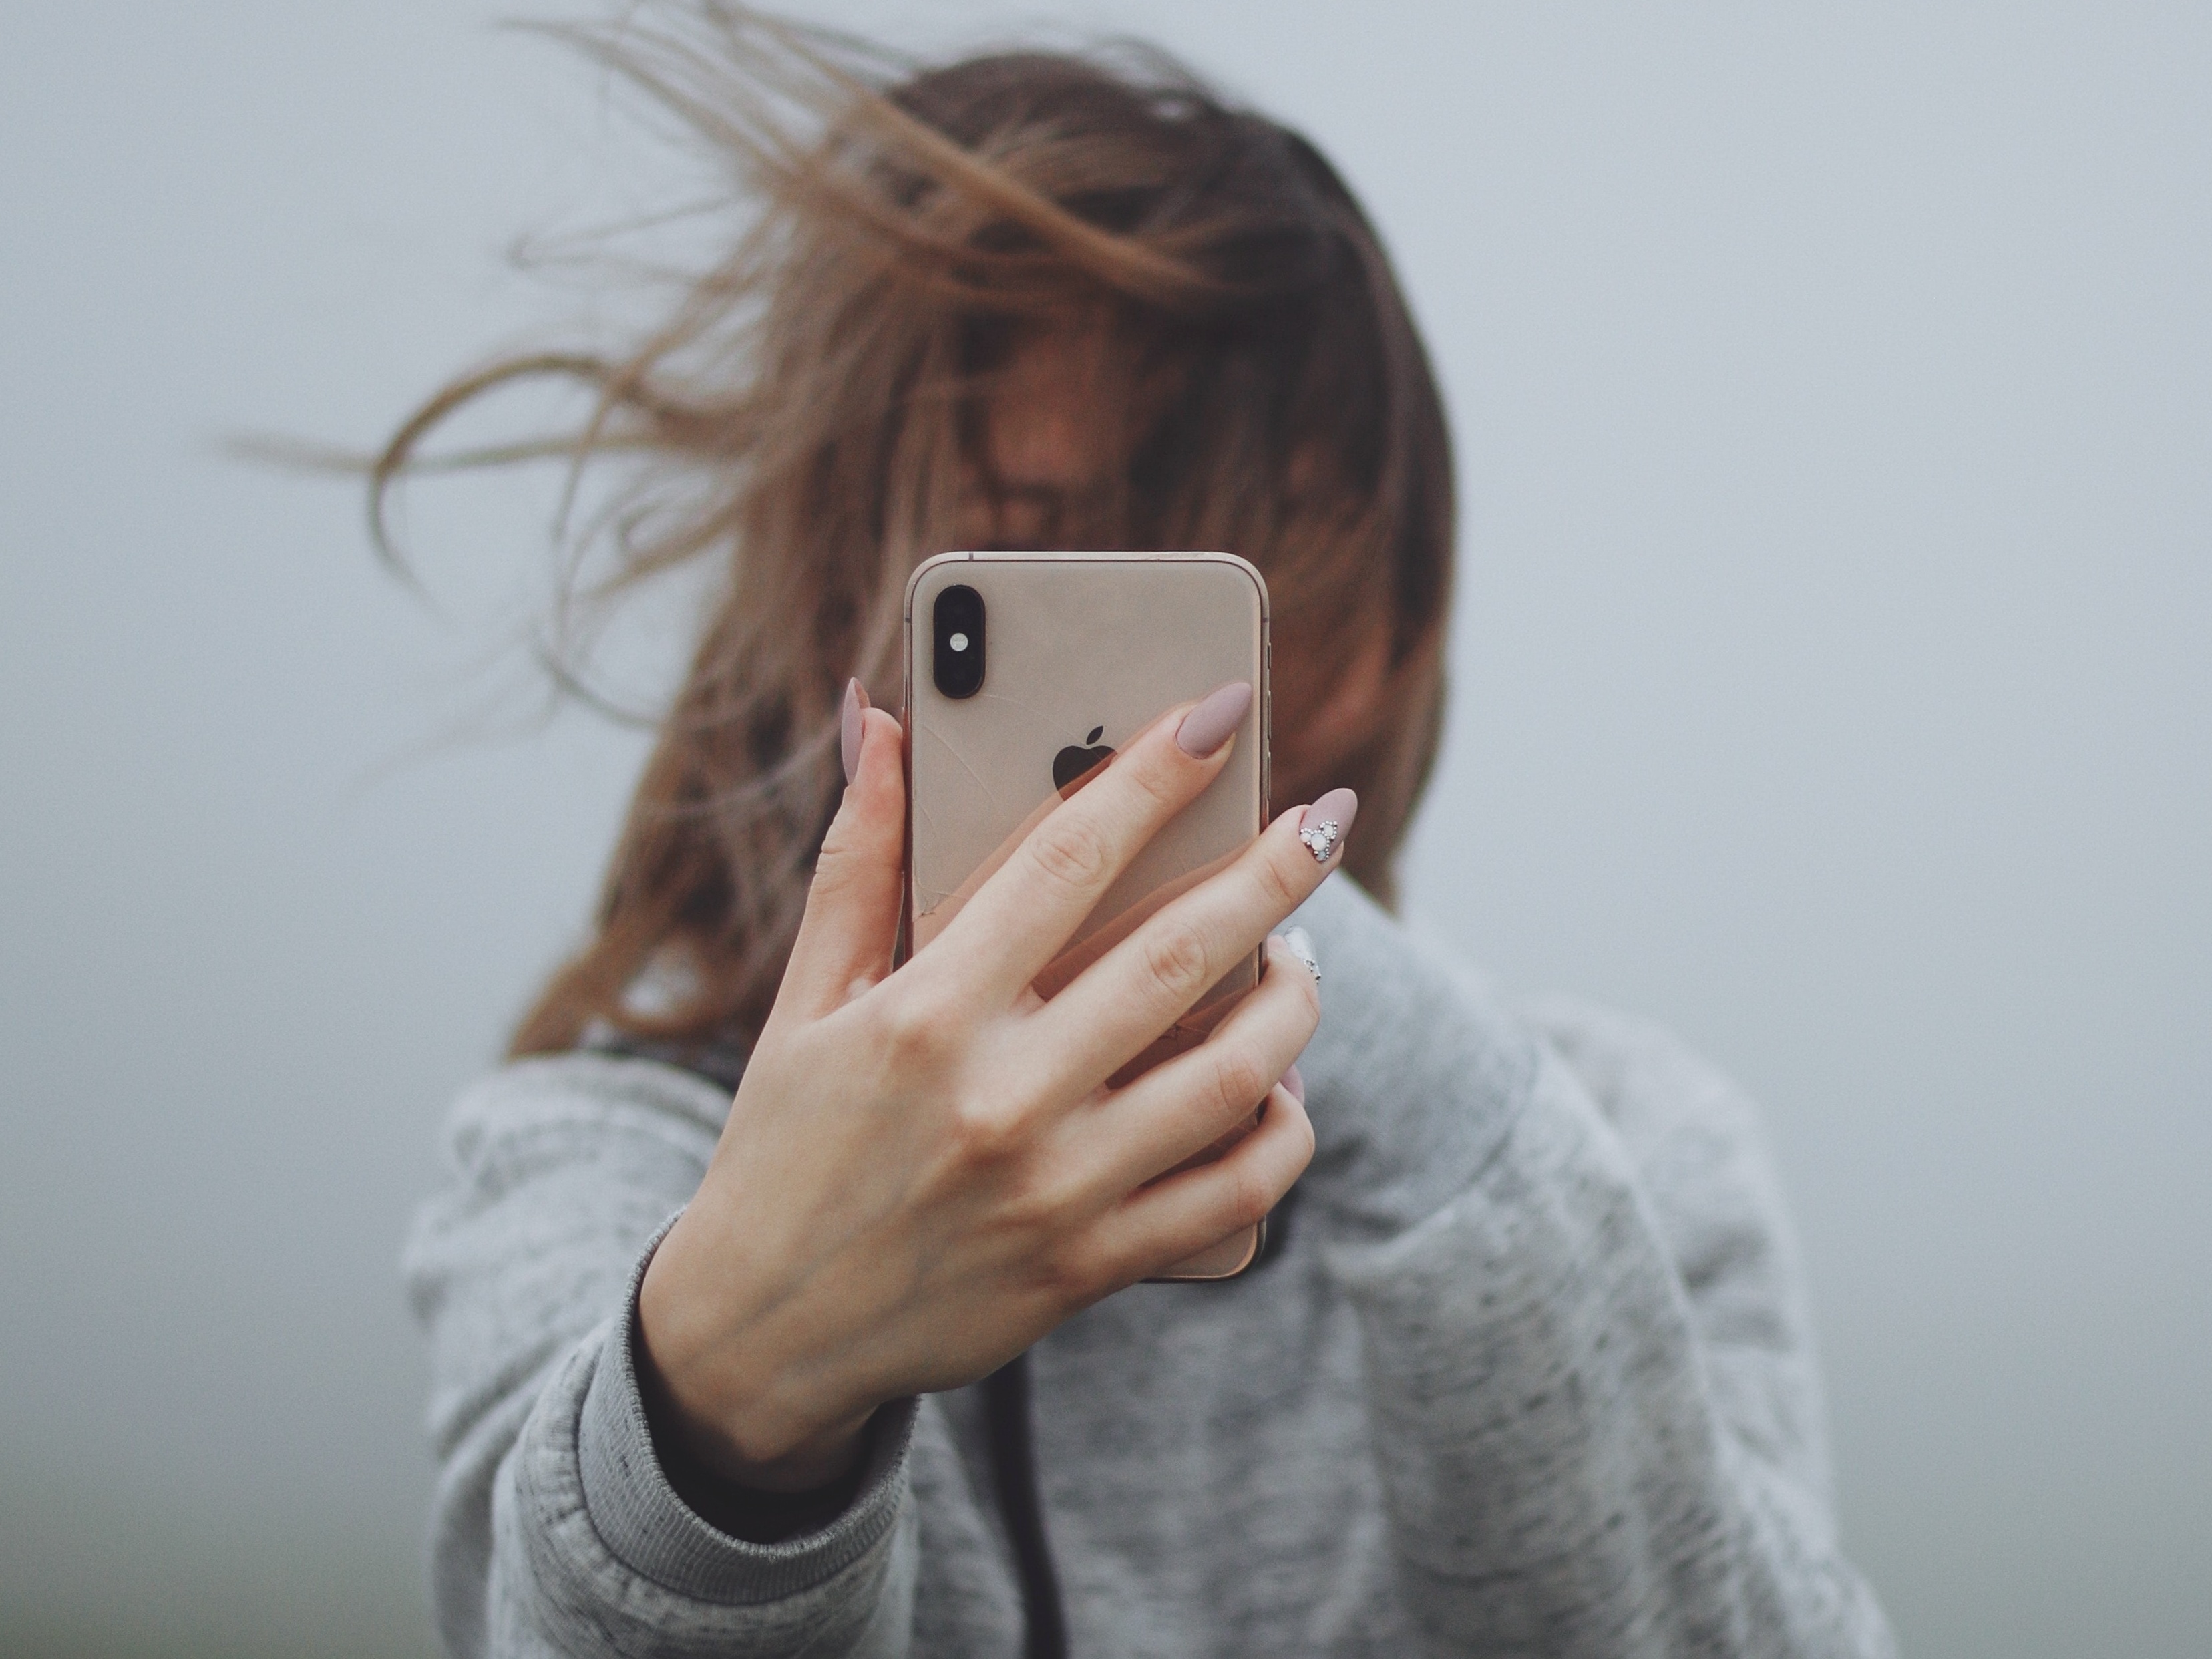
xmin=3 ymin=3 xmax=2205 ymax=1654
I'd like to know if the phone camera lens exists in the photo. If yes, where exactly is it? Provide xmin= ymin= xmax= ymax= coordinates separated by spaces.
xmin=932 ymin=584 xmax=986 ymax=698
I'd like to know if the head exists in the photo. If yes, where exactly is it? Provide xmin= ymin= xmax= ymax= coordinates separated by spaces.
xmin=379 ymin=7 xmax=1454 ymax=1055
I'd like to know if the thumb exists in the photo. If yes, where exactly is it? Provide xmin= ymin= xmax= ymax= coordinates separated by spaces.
xmin=778 ymin=681 xmax=905 ymax=1022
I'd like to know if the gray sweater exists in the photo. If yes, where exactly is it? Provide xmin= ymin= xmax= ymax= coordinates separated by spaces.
xmin=405 ymin=873 xmax=1895 ymax=1656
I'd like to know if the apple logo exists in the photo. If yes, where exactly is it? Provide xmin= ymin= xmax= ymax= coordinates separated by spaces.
xmin=1053 ymin=725 xmax=1114 ymax=799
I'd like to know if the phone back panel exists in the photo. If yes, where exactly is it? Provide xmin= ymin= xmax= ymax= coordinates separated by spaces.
xmin=904 ymin=552 xmax=1270 ymax=1279
xmin=905 ymin=552 xmax=1268 ymax=968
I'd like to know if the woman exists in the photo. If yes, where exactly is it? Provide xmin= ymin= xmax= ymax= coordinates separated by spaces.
xmin=402 ymin=9 xmax=1895 ymax=1656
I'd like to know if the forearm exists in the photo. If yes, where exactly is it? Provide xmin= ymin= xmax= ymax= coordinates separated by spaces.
xmin=407 ymin=1057 xmax=922 ymax=1659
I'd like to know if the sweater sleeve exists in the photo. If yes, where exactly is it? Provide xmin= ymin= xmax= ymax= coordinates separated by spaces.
xmin=1287 ymin=876 xmax=1895 ymax=1658
xmin=402 ymin=1054 xmax=920 ymax=1658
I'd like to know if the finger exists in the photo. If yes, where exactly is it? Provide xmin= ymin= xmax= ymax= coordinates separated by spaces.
xmin=775 ymin=684 xmax=906 ymax=1023
xmin=1027 ymin=793 xmax=1350 ymax=1095
xmin=1063 ymin=934 xmax=1321 ymax=1203
xmin=929 ymin=679 xmax=1254 ymax=1007
xmin=1083 ymin=1083 xmax=1314 ymax=1285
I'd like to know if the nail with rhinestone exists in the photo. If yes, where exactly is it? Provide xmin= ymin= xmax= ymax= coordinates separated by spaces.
xmin=1298 ymin=788 xmax=1358 ymax=864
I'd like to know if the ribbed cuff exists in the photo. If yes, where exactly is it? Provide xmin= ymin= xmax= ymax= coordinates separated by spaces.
xmin=575 ymin=1216 xmax=919 ymax=1606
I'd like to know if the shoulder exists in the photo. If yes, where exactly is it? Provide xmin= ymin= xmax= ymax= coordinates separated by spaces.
xmin=1511 ymin=994 xmax=1768 ymax=1157
xmin=407 ymin=1053 xmax=730 ymax=1314
xmin=439 ymin=1050 xmax=733 ymax=1179
xmin=1294 ymin=876 xmax=1795 ymax=1245
xmin=1514 ymin=995 xmax=1812 ymax=1370
xmin=1296 ymin=874 xmax=1771 ymax=1157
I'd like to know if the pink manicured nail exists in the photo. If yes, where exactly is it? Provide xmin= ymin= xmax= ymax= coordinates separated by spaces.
xmin=841 ymin=679 xmax=867 ymax=785
xmin=1298 ymin=788 xmax=1358 ymax=864
xmin=1278 ymin=1062 xmax=1306 ymax=1104
xmin=1175 ymin=681 xmax=1252 ymax=759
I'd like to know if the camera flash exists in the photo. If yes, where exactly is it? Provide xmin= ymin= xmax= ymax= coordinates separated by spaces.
xmin=950 ymin=632 xmax=969 ymax=653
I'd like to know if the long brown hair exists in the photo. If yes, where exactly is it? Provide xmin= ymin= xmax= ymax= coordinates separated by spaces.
xmin=374 ymin=5 xmax=1455 ymax=1058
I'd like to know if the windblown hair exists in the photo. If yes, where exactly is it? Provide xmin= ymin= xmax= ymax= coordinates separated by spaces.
xmin=376 ymin=5 xmax=1455 ymax=1058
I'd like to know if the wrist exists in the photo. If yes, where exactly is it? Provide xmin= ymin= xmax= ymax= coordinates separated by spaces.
xmin=637 ymin=1212 xmax=876 ymax=1491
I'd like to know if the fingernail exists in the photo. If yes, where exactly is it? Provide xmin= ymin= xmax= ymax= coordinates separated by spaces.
xmin=1282 ymin=926 xmax=1320 ymax=984
xmin=1298 ymin=788 xmax=1358 ymax=864
xmin=841 ymin=679 xmax=866 ymax=785
xmin=1175 ymin=680 xmax=1252 ymax=759
xmin=1279 ymin=1063 xmax=1306 ymax=1104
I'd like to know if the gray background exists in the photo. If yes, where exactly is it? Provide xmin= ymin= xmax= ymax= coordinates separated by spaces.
xmin=3 ymin=3 xmax=2205 ymax=1655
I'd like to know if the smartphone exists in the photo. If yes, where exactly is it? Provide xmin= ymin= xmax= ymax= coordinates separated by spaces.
xmin=902 ymin=551 xmax=1272 ymax=1280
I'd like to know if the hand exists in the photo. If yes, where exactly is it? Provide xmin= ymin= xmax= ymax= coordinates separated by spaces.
xmin=638 ymin=681 xmax=1349 ymax=1491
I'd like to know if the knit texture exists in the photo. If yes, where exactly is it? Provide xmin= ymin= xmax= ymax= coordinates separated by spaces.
xmin=404 ymin=874 xmax=1895 ymax=1656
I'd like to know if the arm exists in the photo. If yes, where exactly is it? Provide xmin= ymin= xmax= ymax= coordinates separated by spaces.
xmin=405 ymin=681 xmax=1337 ymax=1656
xmin=402 ymin=1054 xmax=922 ymax=1658
xmin=1292 ymin=876 xmax=1895 ymax=1657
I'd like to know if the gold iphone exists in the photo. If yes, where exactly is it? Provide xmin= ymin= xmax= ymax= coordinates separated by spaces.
xmin=903 ymin=551 xmax=1272 ymax=1280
